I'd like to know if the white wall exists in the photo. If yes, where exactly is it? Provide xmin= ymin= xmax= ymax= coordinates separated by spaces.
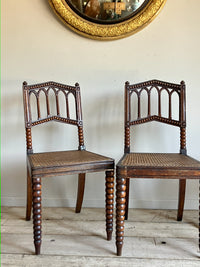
xmin=2 ymin=0 xmax=200 ymax=209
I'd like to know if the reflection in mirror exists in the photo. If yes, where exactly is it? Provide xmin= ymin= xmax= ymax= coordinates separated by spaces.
xmin=66 ymin=0 xmax=149 ymax=23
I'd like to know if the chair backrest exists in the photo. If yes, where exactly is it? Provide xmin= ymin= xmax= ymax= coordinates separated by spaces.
xmin=23 ymin=81 xmax=85 ymax=154
xmin=124 ymin=79 xmax=186 ymax=154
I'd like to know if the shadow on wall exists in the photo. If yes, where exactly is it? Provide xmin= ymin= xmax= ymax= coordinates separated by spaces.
xmin=83 ymin=91 xmax=179 ymax=154
xmin=83 ymin=93 xmax=124 ymax=154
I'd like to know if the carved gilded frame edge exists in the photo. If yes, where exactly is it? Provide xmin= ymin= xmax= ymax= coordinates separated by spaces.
xmin=48 ymin=0 xmax=167 ymax=40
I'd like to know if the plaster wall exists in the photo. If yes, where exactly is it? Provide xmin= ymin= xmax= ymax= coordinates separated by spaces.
xmin=2 ymin=0 xmax=200 ymax=209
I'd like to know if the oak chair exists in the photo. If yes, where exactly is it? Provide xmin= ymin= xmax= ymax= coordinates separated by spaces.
xmin=23 ymin=81 xmax=114 ymax=255
xmin=116 ymin=79 xmax=200 ymax=256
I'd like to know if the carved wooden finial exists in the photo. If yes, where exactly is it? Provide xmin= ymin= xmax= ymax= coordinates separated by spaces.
xmin=181 ymin=80 xmax=185 ymax=86
xmin=23 ymin=81 xmax=28 ymax=86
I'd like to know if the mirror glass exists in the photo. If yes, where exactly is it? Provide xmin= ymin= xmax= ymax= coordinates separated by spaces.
xmin=66 ymin=0 xmax=149 ymax=23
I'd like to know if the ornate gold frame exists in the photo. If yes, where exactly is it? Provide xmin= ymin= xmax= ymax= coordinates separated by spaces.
xmin=48 ymin=0 xmax=167 ymax=40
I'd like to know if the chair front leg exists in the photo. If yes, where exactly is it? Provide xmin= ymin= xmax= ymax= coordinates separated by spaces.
xmin=32 ymin=177 xmax=42 ymax=255
xmin=116 ymin=176 xmax=126 ymax=256
xmin=177 ymin=179 xmax=186 ymax=221
xmin=105 ymin=170 xmax=114 ymax=241
xmin=75 ymin=173 xmax=86 ymax=213
xmin=26 ymin=167 xmax=32 ymax=221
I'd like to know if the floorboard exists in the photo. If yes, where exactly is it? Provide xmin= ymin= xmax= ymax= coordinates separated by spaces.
xmin=1 ymin=207 xmax=200 ymax=266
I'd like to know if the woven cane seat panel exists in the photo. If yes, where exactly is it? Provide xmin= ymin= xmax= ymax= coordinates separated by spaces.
xmin=121 ymin=153 xmax=200 ymax=169
xmin=29 ymin=150 xmax=113 ymax=169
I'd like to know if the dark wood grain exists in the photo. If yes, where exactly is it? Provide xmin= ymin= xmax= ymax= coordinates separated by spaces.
xmin=26 ymin=167 xmax=32 ymax=221
xmin=32 ymin=177 xmax=42 ymax=255
xmin=105 ymin=170 xmax=114 ymax=241
xmin=125 ymin=178 xmax=130 ymax=220
xmin=23 ymin=81 xmax=114 ymax=255
xmin=75 ymin=173 xmax=86 ymax=213
xmin=177 ymin=179 xmax=186 ymax=221
xmin=116 ymin=176 xmax=126 ymax=256
xmin=116 ymin=79 xmax=200 ymax=256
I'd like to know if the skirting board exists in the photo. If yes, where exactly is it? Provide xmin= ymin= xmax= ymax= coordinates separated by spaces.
xmin=1 ymin=197 xmax=198 ymax=209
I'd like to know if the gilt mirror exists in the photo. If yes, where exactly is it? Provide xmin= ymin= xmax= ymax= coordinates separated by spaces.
xmin=49 ymin=0 xmax=166 ymax=40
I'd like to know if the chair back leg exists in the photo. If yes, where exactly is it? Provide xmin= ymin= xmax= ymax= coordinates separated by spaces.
xmin=125 ymin=178 xmax=130 ymax=220
xmin=177 ymin=179 xmax=186 ymax=221
xmin=26 ymin=168 xmax=32 ymax=221
xmin=75 ymin=173 xmax=86 ymax=213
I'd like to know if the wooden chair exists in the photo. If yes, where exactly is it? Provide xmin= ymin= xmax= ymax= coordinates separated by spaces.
xmin=23 ymin=81 xmax=114 ymax=255
xmin=116 ymin=79 xmax=200 ymax=256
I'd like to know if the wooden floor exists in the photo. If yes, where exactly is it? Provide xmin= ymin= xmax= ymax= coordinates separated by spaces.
xmin=1 ymin=207 xmax=200 ymax=266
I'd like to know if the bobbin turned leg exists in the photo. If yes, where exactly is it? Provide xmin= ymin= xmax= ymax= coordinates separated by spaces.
xmin=105 ymin=170 xmax=114 ymax=241
xmin=116 ymin=176 xmax=126 ymax=256
xmin=32 ymin=177 xmax=42 ymax=255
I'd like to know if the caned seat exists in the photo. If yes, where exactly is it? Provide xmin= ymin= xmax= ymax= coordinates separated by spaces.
xmin=118 ymin=153 xmax=200 ymax=177
xmin=28 ymin=150 xmax=114 ymax=176
xmin=116 ymin=80 xmax=200 ymax=256
xmin=23 ymin=81 xmax=114 ymax=255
